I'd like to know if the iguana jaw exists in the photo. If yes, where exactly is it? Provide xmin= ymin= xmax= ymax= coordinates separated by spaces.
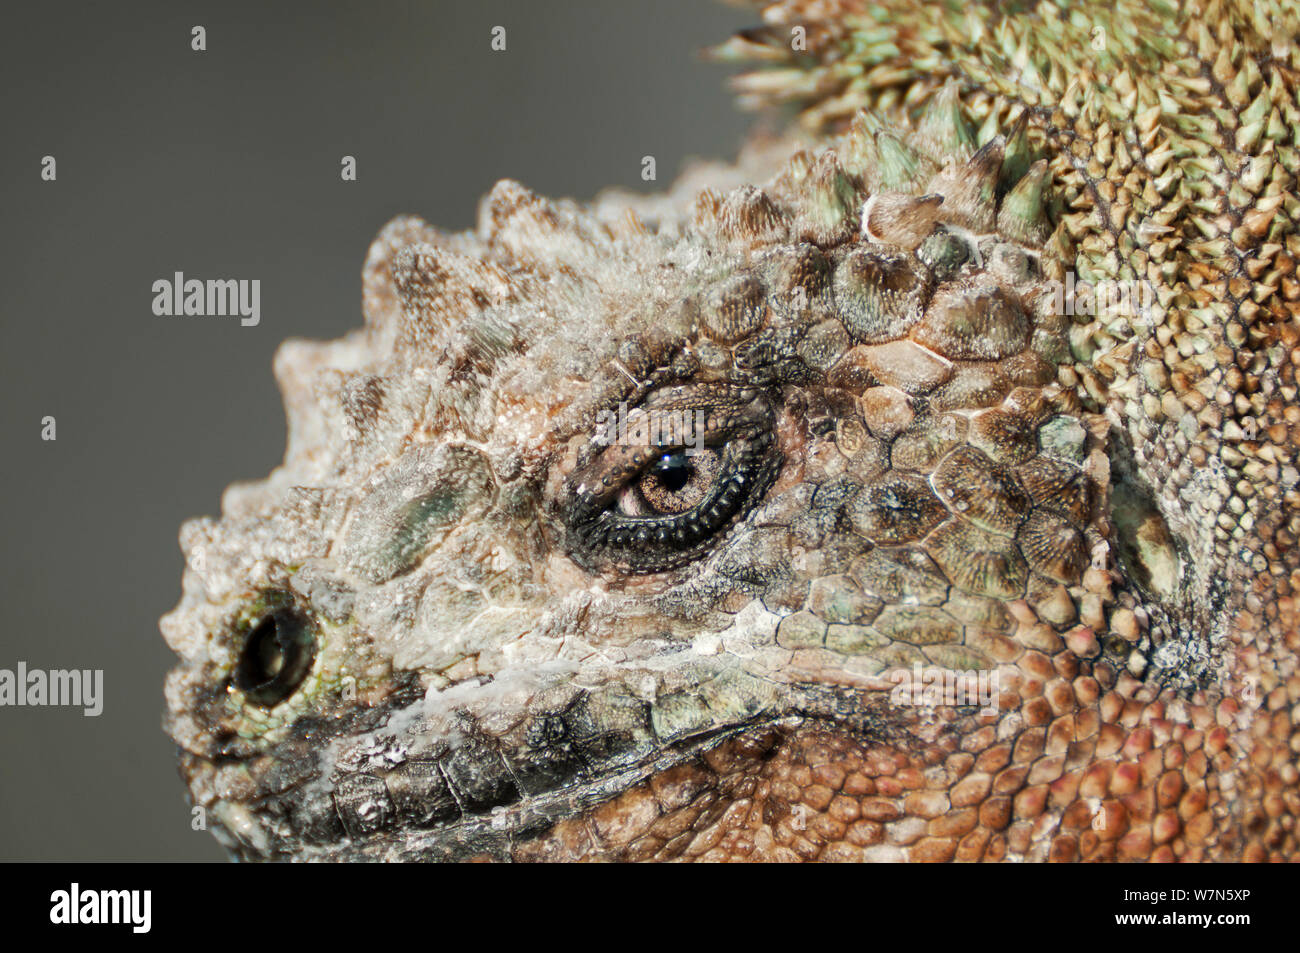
xmin=175 ymin=660 xmax=808 ymax=862
xmin=186 ymin=718 xmax=795 ymax=862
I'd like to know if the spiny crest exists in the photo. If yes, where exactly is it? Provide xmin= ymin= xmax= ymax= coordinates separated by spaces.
xmin=391 ymin=242 xmax=519 ymax=353
xmin=477 ymin=178 xmax=618 ymax=267
xmin=718 ymin=0 xmax=1300 ymax=629
xmin=689 ymin=101 xmax=1053 ymax=261
xmin=261 ymin=90 xmax=1060 ymax=546
xmin=711 ymin=0 xmax=1295 ymax=130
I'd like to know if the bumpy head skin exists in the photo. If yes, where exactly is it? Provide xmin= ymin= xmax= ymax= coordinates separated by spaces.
xmin=163 ymin=0 xmax=1300 ymax=861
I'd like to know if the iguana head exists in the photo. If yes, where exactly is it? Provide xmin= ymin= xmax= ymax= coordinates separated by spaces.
xmin=163 ymin=0 xmax=1300 ymax=862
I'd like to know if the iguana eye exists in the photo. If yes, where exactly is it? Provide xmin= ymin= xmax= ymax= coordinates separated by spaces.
xmin=622 ymin=449 xmax=722 ymax=516
xmin=563 ymin=386 xmax=781 ymax=573
xmin=233 ymin=609 xmax=317 ymax=707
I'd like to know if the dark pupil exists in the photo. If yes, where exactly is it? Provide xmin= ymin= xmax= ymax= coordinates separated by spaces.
xmin=653 ymin=452 xmax=694 ymax=493
xmin=234 ymin=610 xmax=315 ymax=707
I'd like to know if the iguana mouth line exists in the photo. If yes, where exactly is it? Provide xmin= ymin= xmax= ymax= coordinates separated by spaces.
xmin=204 ymin=714 xmax=797 ymax=861
xmin=200 ymin=675 xmax=951 ymax=860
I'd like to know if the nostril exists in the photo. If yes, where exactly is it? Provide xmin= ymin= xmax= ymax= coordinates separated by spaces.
xmin=234 ymin=609 xmax=316 ymax=707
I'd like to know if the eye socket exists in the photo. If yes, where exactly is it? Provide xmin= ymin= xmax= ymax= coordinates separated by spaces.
xmin=233 ymin=609 xmax=317 ymax=707
xmin=564 ymin=386 xmax=780 ymax=573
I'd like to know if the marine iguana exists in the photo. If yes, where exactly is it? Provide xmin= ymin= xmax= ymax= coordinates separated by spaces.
xmin=161 ymin=0 xmax=1300 ymax=861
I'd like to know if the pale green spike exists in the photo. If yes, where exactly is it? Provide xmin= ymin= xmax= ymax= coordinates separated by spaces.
xmin=1240 ymin=153 xmax=1273 ymax=192
xmin=841 ymin=112 xmax=881 ymax=182
xmin=1239 ymin=88 xmax=1270 ymax=126
xmin=999 ymin=110 xmax=1033 ymax=194
xmin=916 ymin=81 xmax=977 ymax=163
xmin=966 ymin=134 xmax=1005 ymax=208
xmin=806 ymin=153 xmax=859 ymax=233
xmin=1238 ymin=118 xmax=1266 ymax=152
xmin=1224 ymin=59 xmax=1251 ymax=109
xmin=976 ymin=108 xmax=1002 ymax=148
xmin=1227 ymin=180 xmax=1251 ymax=210
xmin=1265 ymin=107 xmax=1288 ymax=144
xmin=875 ymin=130 xmax=931 ymax=190
xmin=997 ymin=159 xmax=1052 ymax=245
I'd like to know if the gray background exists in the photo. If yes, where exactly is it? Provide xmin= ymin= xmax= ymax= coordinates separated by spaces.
xmin=0 ymin=1 xmax=755 ymax=860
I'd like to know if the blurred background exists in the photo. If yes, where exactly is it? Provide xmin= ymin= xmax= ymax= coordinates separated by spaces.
xmin=0 ymin=0 xmax=756 ymax=860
